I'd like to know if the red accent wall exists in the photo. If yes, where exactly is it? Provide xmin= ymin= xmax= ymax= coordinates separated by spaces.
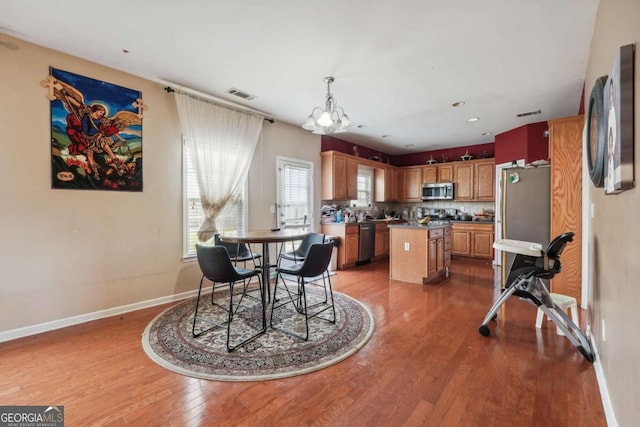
xmin=391 ymin=143 xmax=495 ymax=167
xmin=321 ymin=135 xmax=494 ymax=167
xmin=494 ymin=121 xmax=549 ymax=165
xmin=321 ymin=136 xmax=392 ymax=164
xmin=526 ymin=122 xmax=550 ymax=163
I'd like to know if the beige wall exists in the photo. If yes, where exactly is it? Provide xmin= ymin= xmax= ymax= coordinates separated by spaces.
xmin=585 ymin=0 xmax=640 ymax=425
xmin=0 ymin=34 xmax=320 ymax=335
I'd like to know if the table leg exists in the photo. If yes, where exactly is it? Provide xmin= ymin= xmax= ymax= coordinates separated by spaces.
xmin=261 ymin=242 xmax=270 ymax=329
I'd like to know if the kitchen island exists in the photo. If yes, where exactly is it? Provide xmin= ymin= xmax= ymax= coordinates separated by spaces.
xmin=388 ymin=223 xmax=451 ymax=284
xmin=322 ymin=220 xmax=405 ymax=270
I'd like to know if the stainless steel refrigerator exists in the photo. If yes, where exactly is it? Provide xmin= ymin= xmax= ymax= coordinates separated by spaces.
xmin=500 ymin=166 xmax=550 ymax=286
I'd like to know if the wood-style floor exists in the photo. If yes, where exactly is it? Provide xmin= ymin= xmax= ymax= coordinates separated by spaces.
xmin=0 ymin=258 xmax=605 ymax=426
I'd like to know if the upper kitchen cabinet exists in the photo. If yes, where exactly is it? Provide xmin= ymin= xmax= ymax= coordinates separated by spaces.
xmin=374 ymin=166 xmax=397 ymax=202
xmin=422 ymin=166 xmax=437 ymax=183
xmin=454 ymin=162 xmax=474 ymax=200
xmin=438 ymin=164 xmax=454 ymax=182
xmin=321 ymin=151 xmax=358 ymax=200
xmin=473 ymin=159 xmax=495 ymax=201
xmin=454 ymin=159 xmax=495 ymax=201
xmin=397 ymin=166 xmax=422 ymax=202
xmin=423 ymin=164 xmax=453 ymax=184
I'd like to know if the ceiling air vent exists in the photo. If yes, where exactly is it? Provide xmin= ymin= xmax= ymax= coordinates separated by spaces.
xmin=516 ymin=109 xmax=541 ymax=118
xmin=226 ymin=88 xmax=257 ymax=101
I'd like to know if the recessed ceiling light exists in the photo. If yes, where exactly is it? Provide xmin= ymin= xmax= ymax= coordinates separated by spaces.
xmin=482 ymin=132 xmax=492 ymax=136
xmin=357 ymin=124 xmax=367 ymax=128
xmin=405 ymin=144 xmax=414 ymax=148
xmin=382 ymin=134 xmax=391 ymax=138
xmin=467 ymin=117 xmax=480 ymax=122
xmin=122 ymin=49 xmax=130 ymax=53
xmin=452 ymin=101 xmax=466 ymax=107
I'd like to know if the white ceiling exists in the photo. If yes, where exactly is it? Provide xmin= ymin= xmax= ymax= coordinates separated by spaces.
xmin=1 ymin=0 xmax=599 ymax=155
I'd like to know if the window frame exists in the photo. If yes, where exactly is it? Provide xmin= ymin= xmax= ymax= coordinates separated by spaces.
xmin=352 ymin=165 xmax=373 ymax=209
xmin=182 ymin=138 xmax=248 ymax=259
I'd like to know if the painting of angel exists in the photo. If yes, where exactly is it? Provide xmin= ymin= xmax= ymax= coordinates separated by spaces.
xmin=48 ymin=67 xmax=143 ymax=191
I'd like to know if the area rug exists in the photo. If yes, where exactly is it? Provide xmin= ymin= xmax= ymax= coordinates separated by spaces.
xmin=141 ymin=286 xmax=374 ymax=381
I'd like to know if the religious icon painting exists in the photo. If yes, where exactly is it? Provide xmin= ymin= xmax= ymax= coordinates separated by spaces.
xmin=44 ymin=67 xmax=145 ymax=191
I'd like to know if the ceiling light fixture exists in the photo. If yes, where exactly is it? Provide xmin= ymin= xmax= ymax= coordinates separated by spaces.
xmin=452 ymin=101 xmax=466 ymax=107
xmin=467 ymin=117 xmax=480 ymax=122
xmin=302 ymin=76 xmax=352 ymax=135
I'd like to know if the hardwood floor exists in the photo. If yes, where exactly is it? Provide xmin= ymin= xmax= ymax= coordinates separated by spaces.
xmin=0 ymin=259 xmax=605 ymax=426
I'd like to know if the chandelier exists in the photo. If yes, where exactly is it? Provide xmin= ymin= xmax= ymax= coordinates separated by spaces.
xmin=302 ymin=76 xmax=352 ymax=134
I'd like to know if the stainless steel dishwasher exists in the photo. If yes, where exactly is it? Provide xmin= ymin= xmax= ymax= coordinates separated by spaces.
xmin=358 ymin=222 xmax=376 ymax=264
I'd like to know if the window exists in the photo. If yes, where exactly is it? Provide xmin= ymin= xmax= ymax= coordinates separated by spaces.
xmin=352 ymin=166 xmax=373 ymax=208
xmin=277 ymin=157 xmax=313 ymax=230
xmin=183 ymin=141 xmax=247 ymax=258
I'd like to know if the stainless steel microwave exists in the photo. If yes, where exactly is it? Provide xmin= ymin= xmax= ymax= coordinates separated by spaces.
xmin=422 ymin=182 xmax=454 ymax=200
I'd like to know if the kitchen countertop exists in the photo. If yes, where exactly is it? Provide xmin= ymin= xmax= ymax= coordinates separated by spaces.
xmin=449 ymin=219 xmax=495 ymax=224
xmin=388 ymin=222 xmax=450 ymax=229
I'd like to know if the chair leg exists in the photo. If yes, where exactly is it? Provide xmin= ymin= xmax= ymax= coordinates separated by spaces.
xmin=192 ymin=276 xmax=227 ymax=338
xmin=270 ymin=272 xmax=306 ymax=340
xmin=270 ymin=272 xmax=335 ymax=341
xmin=226 ymin=275 xmax=266 ymax=352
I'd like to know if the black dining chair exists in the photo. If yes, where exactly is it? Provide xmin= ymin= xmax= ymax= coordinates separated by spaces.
xmin=193 ymin=244 xmax=265 ymax=352
xmin=277 ymin=232 xmax=325 ymax=266
xmin=270 ymin=242 xmax=336 ymax=341
xmin=214 ymin=233 xmax=261 ymax=269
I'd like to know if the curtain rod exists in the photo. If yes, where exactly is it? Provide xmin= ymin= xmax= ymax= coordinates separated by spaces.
xmin=164 ymin=86 xmax=274 ymax=123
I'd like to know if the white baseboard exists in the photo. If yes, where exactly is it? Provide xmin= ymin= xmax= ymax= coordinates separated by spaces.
xmin=0 ymin=289 xmax=200 ymax=344
xmin=591 ymin=339 xmax=618 ymax=427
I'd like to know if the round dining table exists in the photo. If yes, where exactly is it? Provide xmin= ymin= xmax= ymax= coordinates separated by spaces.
xmin=219 ymin=229 xmax=309 ymax=325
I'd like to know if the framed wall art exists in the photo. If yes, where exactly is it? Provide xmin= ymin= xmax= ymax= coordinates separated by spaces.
xmin=586 ymin=75 xmax=608 ymax=187
xmin=44 ymin=67 xmax=145 ymax=191
xmin=604 ymin=44 xmax=635 ymax=195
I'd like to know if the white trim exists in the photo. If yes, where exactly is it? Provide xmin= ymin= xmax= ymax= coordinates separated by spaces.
xmin=276 ymin=156 xmax=315 ymax=230
xmin=0 ymin=289 xmax=201 ymax=344
xmin=581 ymin=123 xmax=591 ymax=310
xmin=592 ymin=340 xmax=619 ymax=427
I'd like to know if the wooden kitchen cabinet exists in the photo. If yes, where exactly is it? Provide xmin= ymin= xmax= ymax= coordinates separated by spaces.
xmin=321 ymin=151 xmax=358 ymax=200
xmin=321 ymin=223 xmax=359 ymax=270
xmin=427 ymin=227 xmax=449 ymax=282
xmin=454 ymin=162 xmax=474 ymax=200
xmin=398 ymin=166 xmax=422 ymax=202
xmin=374 ymin=222 xmax=391 ymax=258
xmin=427 ymin=238 xmax=438 ymax=277
xmin=424 ymin=164 xmax=454 ymax=184
xmin=474 ymin=159 xmax=495 ymax=200
xmin=423 ymin=166 xmax=437 ymax=183
xmin=374 ymin=166 xmax=397 ymax=202
xmin=438 ymin=164 xmax=454 ymax=182
xmin=549 ymin=115 xmax=583 ymax=304
xmin=451 ymin=222 xmax=494 ymax=259
xmin=444 ymin=226 xmax=452 ymax=267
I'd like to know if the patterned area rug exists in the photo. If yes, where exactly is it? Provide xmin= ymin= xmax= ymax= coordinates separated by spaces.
xmin=142 ymin=285 xmax=374 ymax=381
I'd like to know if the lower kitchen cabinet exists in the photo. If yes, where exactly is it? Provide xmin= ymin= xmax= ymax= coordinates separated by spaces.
xmin=451 ymin=222 xmax=494 ymax=259
xmin=322 ymin=223 xmax=359 ymax=270
xmin=374 ymin=222 xmax=390 ymax=258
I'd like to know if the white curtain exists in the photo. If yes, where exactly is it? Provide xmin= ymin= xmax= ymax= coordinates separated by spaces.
xmin=174 ymin=92 xmax=263 ymax=242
